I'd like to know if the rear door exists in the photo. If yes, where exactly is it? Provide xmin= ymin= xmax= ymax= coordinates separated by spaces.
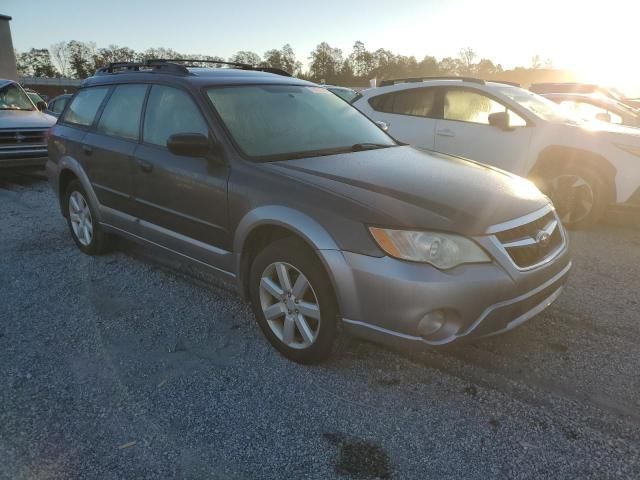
xmin=367 ymin=87 xmax=439 ymax=149
xmin=434 ymin=87 xmax=532 ymax=172
xmin=132 ymin=84 xmax=230 ymax=267
xmin=81 ymin=84 xmax=148 ymax=220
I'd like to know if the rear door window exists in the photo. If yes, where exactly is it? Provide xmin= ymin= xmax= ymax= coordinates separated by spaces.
xmin=63 ymin=87 xmax=109 ymax=126
xmin=142 ymin=85 xmax=208 ymax=147
xmin=96 ymin=85 xmax=148 ymax=141
xmin=369 ymin=88 xmax=438 ymax=118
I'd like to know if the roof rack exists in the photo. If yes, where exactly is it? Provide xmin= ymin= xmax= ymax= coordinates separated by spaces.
xmin=378 ymin=76 xmax=485 ymax=87
xmin=159 ymin=58 xmax=291 ymax=77
xmin=94 ymin=59 xmax=292 ymax=77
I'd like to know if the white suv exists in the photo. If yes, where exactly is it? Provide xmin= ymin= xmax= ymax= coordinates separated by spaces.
xmin=353 ymin=77 xmax=640 ymax=227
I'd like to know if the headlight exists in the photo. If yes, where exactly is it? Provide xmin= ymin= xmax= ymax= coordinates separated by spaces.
xmin=369 ymin=227 xmax=491 ymax=269
xmin=616 ymin=144 xmax=640 ymax=157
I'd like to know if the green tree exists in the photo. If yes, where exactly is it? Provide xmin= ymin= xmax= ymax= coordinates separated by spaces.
xmin=262 ymin=44 xmax=301 ymax=74
xmin=229 ymin=50 xmax=262 ymax=66
xmin=67 ymin=41 xmax=96 ymax=78
xmin=308 ymin=42 xmax=343 ymax=82
xmin=349 ymin=41 xmax=375 ymax=77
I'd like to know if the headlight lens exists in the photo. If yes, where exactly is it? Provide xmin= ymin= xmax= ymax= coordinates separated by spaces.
xmin=369 ymin=227 xmax=491 ymax=269
xmin=616 ymin=144 xmax=640 ymax=157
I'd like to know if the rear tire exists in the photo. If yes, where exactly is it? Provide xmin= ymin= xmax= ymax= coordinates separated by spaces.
xmin=540 ymin=165 xmax=609 ymax=229
xmin=64 ymin=179 xmax=111 ymax=255
xmin=249 ymin=237 xmax=339 ymax=364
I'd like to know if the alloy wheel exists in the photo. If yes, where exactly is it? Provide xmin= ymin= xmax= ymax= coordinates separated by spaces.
xmin=259 ymin=262 xmax=321 ymax=349
xmin=69 ymin=191 xmax=93 ymax=246
xmin=547 ymin=174 xmax=595 ymax=224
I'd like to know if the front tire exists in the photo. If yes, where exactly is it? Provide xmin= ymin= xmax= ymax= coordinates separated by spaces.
xmin=65 ymin=179 xmax=110 ymax=255
xmin=249 ymin=237 xmax=339 ymax=364
xmin=541 ymin=166 xmax=609 ymax=229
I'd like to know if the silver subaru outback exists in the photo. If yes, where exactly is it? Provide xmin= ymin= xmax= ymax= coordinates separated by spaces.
xmin=46 ymin=60 xmax=571 ymax=364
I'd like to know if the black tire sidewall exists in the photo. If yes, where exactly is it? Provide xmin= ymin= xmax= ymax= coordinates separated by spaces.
xmin=249 ymin=237 xmax=339 ymax=364
xmin=545 ymin=166 xmax=608 ymax=229
xmin=64 ymin=180 xmax=106 ymax=255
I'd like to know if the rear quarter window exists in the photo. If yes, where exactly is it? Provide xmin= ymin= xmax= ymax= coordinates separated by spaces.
xmin=63 ymin=87 xmax=109 ymax=127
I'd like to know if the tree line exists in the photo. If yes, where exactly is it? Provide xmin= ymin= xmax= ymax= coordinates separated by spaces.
xmin=15 ymin=40 xmax=561 ymax=86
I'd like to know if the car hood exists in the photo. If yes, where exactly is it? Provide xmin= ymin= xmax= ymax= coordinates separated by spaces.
xmin=267 ymin=146 xmax=549 ymax=235
xmin=0 ymin=109 xmax=57 ymax=129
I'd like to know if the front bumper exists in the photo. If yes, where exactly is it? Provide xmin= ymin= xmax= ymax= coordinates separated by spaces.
xmin=0 ymin=155 xmax=48 ymax=168
xmin=321 ymin=212 xmax=571 ymax=348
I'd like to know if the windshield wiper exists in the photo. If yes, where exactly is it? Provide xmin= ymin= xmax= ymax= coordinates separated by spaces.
xmin=350 ymin=143 xmax=395 ymax=151
xmin=0 ymin=107 xmax=33 ymax=111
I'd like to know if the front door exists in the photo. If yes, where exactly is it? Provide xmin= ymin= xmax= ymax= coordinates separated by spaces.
xmin=133 ymin=84 xmax=230 ymax=269
xmin=434 ymin=87 xmax=532 ymax=173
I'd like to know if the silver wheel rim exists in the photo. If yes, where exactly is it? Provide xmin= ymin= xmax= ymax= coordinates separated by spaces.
xmin=547 ymin=174 xmax=595 ymax=224
xmin=68 ymin=191 xmax=93 ymax=246
xmin=259 ymin=262 xmax=321 ymax=349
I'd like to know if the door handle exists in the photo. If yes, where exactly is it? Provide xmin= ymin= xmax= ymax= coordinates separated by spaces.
xmin=82 ymin=145 xmax=93 ymax=155
xmin=137 ymin=159 xmax=153 ymax=173
xmin=436 ymin=129 xmax=456 ymax=137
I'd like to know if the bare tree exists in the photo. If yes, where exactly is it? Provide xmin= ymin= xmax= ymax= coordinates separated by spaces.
xmin=50 ymin=41 xmax=70 ymax=77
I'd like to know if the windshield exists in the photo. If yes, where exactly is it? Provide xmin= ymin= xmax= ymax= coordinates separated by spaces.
xmin=493 ymin=85 xmax=571 ymax=122
xmin=0 ymin=83 xmax=35 ymax=111
xmin=206 ymin=84 xmax=395 ymax=160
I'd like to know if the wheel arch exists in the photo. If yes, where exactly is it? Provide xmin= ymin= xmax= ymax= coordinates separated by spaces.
xmin=233 ymin=206 xmax=342 ymax=302
xmin=529 ymin=145 xmax=617 ymax=201
xmin=56 ymin=156 xmax=101 ymax=220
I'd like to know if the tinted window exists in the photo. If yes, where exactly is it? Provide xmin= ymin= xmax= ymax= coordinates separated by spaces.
xmin=369 ymin=88 xmax=437 ymax=117
xmin=143 ymin=86 xmax=208 ymax=147
xmin=444 ymin=89 xmax=526 ymax=126
xmin=63 ymin=87 xmax=109 ymax=126
xmin=369 ymin=93 xmax=395 ymax=113
xmin=207 ymin=85 xmax=395 ymax=159
xmin=97 ymin=85 xmax=147 ymax=140
xmin=392 ymin=88 xmax=437 ymax=117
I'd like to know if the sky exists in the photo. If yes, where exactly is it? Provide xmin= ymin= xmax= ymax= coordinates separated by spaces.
xmin=4 ymin=0 xmax=640 ymax=93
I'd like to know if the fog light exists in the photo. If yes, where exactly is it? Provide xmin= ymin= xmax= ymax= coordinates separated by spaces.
xmin=417 ymin=311 xmax=445 ymax=337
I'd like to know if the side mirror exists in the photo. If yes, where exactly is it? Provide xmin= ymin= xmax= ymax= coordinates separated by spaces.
xmin=36 ymin=101 xmax=47 ymax=111
xmin=595 ymin=112 xmax=612 ymax=123
xmin=375 ymin=120 xmax=389 ymax=132
xmin=488 ymin=111 xmax=511 ymax=130
xmin=167 ymin=133 xmax=211 ymax=157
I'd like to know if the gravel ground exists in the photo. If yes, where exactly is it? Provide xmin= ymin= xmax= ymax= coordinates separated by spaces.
xmin=1 ymin=169 xmax=639 ymax=480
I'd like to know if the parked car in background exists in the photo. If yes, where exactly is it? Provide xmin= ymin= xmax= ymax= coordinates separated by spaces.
xmin=322 ymin=85 xmax=358 ymax=103
xmin=530 ymin=82 xmax=640 ymax=111
xmin=0 ymin=79 xmax=56 ymax=168
xmin=45 ymin=93 xmax=72 ymax=117
xmin=542 ymin=92 xmax=640 ymax=128
xmin=46 ymin=60 xmax=570 ymax=363
xmin=23 ymin=88 xmax=48 ymax=111
xmin=353 ymin=77 xmax=640 ymax=228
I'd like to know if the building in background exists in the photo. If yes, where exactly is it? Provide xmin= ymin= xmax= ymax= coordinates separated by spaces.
xmin=0 ymin=14 xmax=18 ymax=80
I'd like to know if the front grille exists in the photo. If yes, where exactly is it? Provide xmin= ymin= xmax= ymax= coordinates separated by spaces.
xmin=0 ymin=128 xmax=47 ymax=146
xmin=493 ymin=209 xmax=564 ymax=269
xmin=0 ymin=129 xmax=48 ymax=158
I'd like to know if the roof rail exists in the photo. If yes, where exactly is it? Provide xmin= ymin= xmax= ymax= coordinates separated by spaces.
xmin=95 ymin=60 xmax=190 ymax=75
xmin=154 ymin=58 xmax=292 ymax=77
xmin=378 ymin=76 xmax=485 ymax=87
xmin=94 ymin=59 xmax=292 ymax=77
xmin=488 ymin=80 xmax=521 ymax=87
